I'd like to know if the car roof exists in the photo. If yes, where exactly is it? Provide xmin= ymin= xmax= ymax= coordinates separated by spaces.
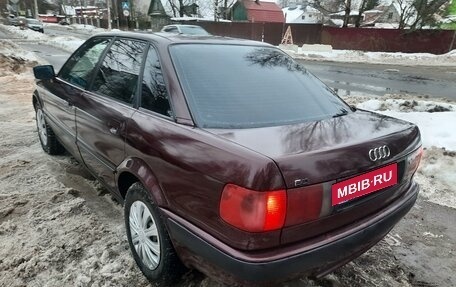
xmin=91 ymin=31 xmax=273 ymax=47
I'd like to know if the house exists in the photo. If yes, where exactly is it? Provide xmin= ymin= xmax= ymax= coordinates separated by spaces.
xmin=182 ymin=3 xmax=199 ymax=17
xmin=362 ymin=0 xmax=417 ymax=28
xmin=329 ymin=10 xmax=361 ymax=26
xmin=282 ymin=4 xmax=323 ymax=24
xmin=362 ymin=9 xmax=384 ymax=26
xmin=376 ymin=1 xmax=417 ymax=27
xmin=149 ymin=0 xmax=171 ymax=31
xmin=231 ymin=0 xmax=285 ymax=23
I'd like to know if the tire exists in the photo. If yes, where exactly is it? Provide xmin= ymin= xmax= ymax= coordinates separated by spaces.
xmin=124 ymin=182 xmax=186 ymax=285
xmin=35 ymin=104 xmax=65 ymax=155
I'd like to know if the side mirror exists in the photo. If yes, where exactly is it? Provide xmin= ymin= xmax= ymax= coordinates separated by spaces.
xmin=33 ymin=65 xmax=55 ymax=80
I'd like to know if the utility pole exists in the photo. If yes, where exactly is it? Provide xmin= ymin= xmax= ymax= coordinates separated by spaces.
xmin=107 ymin=0 xmax=112 ymax=30
xmin=34 ymin=0 xmax=39 ymax=18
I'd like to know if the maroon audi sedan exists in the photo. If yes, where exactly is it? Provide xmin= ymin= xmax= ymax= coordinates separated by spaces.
xmin=32 ymin=32 xmax=422 ymax=285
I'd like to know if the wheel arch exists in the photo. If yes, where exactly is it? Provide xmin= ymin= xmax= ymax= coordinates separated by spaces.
xmin=32 ymin=89 xmax=42 ymax=110
xmin=116 ymin=157 xmax=168 ymax=207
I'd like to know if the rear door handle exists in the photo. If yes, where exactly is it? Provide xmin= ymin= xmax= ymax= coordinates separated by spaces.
xmin=108 ymin=120 xmax=123 ymax=135
xmin=109 ymin=127 xmax=119 ymax=135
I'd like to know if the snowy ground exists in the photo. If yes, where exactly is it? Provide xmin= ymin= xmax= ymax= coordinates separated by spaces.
xmin=3 ymin=23 xmax=456 ymax=68
xmin=344 ymin=94 xmax=456 ymax=209
xmin=1 ymin=31 xmax=456 ymax=286
xmin=281 ymin=45 xmax=456 ymax=67
xmin=0 ymin=24 xmax=84 ymax=53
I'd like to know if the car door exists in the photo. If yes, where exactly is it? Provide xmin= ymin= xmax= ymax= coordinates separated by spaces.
xmin=74 ymin=38 xmax=148 ymax=193
xmin=39 ymin=37 xmax=111 ymax=160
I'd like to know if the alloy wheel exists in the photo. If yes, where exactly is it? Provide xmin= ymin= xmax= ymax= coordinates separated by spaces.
xmin=36 ymin=108 xmax=47 ymax=146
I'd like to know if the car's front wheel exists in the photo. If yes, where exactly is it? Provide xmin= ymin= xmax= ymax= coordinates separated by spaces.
xmin=35 ymin=104 xmax=64 ymax=155
xmin=124 ymin=183 xmax=186 ymax=285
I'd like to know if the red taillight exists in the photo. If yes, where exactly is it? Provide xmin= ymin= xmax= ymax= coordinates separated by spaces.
xmin=405 ymin=146 xmax=423 ymax=179
xmin=219 ymin=184 xmax=286 ymax=232
xmin=285 ymin=184 xmax=323 ymax=226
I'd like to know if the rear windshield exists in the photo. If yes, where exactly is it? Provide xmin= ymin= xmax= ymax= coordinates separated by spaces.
xmin=170 ymin=44 xmax=350 ymax=129
xmin=179 ymin=26 xmax=209 ymax=35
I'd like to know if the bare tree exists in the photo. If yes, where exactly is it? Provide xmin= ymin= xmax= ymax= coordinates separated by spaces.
xmin=167 ymin=0 xmax=185 ymax=17
xmin=395 ymin=0 xmax=448 ymax=30
xmin=396 ymin=0 xmax=419 ymax=29
xmin=342 ymin=0 xmax=351 ymax=27
xmin=354 ymin=0 xmax=379 ymax=27
xmin=409 ymin=0 xmax=448 ymax=30
xmin=222 ymin=0 xmax=236 ymax=19
xmin=312 ymin=0 xmax=345 ymax=14
xmin=311 ymin=0 xmax=350 ymax=26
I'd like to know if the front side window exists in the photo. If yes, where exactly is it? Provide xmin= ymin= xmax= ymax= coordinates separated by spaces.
xmin=91 ymin=39 xmax=147 ymax=104
xmin=170 ymin=44 xmax=350 ymax=129
xmin=59 ymin=38 xmax=110 ymax=88
xmin=140 ymin=47 xmax=172 ymax=117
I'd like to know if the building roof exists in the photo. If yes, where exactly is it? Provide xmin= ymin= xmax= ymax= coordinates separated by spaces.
xmin=242 ymin=0 xmax=285 ymax=23
xmin=282 ymin=5 xmax=322 ymax=23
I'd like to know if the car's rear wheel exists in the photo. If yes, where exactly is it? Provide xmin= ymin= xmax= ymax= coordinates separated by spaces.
xmin=124 ymin=183 xmax=186 ymax=285
xmin=35 ymin=104 xmax=65 ymax=155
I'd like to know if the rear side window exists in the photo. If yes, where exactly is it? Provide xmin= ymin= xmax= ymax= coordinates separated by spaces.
xmin=140 ymin=47 xmax=172 ymax=117
xmin=170 ymin=44 xmax=350 ymax=129
xmin=91 ymin=39 xmax=147 ymax=104
xmin=59 ymin=38 xmax=110 ymax=88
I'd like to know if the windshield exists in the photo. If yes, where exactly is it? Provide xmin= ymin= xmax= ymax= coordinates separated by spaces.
xmin=179 ymin=26 xmax=209 ymax=35
xmin=170 ymin=44 xmax=351 ymax=129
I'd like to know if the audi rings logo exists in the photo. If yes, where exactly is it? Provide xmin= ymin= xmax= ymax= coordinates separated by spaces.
xmin=368 ymin=145 xmax=391 ymax=161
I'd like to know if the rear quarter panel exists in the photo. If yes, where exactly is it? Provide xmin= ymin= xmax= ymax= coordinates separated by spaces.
xmin=125 ymin=109 xmax=285 ymax=250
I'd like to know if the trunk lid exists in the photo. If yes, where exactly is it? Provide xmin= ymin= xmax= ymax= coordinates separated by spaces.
xmin=206 ymin=110 xmax=419 ymax=188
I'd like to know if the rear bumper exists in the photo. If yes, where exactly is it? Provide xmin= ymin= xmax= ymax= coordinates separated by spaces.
xmin=164 ymin=182 xmax=418 ymax=284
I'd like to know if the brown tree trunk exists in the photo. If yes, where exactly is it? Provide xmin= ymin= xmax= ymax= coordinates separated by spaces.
xmin=343 ymin=0 xmax=351 ymax=27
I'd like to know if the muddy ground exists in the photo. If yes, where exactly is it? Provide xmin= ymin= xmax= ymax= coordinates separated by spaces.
xmin=0 ymin=51 xmax=455 ymax=287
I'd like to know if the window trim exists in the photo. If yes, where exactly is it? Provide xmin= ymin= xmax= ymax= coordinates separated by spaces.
xmin=57 ymin=36 xmax=113 ymax=89
xmin=86 ymin=37 xmax=149 ymax=107
xmin=168 ymin=43 xmax=351 ymax=129
xmin=137 ymin=43 xmax=176 ymax=120
xmin=167 ymin=42 xmax=274 ymax=128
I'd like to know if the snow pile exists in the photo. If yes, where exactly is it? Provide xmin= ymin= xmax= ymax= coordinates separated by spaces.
xmin=282 ymin=46 xmax=456 ymax=66
xmin=0 ymin=24 xmax=84 ymax=53
xmin=348 ymin=94 xmax=456 ymax=209
xmin=44 ymin=23 xmax=106 ymax=35
xmin=0 ymin=40 xmax=42 ymax=67
xmin=352 ymin=96 xmax=456 ymax=151
xmin=47 ymin=36 xmax=84 ymax=53
xmin=416 ymin=147 xmax=456 ymax=209
xmin=68 ymin=24 xmax=105 ymax=32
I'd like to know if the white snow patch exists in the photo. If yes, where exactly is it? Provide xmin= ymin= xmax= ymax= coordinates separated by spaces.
xmin=355 ymin=98 xmax=456 ymax=151
xmin=350 ymin=94 xmax=456 ymax=209
xmin=0 ymin=40 xmax=43 ymax=64
xmin=281 ymin=46 xmax=456 ymax=66
xmin=0 ymin=24 xmax=84 ymax=53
